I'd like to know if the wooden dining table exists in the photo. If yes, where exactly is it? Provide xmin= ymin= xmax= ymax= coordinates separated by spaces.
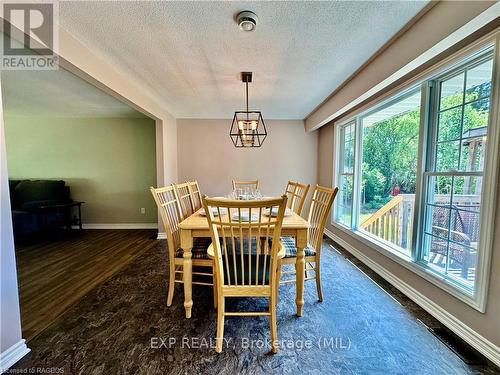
xmin=178 ymin=206 xmax=309 ymax=319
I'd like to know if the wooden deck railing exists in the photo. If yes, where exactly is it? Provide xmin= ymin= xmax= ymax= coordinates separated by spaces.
xmin=359 ymin=193 xmax=481 ymax=251
xmin=359 ymin=194 xmax=414 ymax=251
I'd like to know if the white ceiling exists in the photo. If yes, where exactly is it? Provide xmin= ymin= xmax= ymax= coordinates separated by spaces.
xmin=58 ymin=1 xmax=429 ymax=120
xmin=1 ymin=64 xmax=147 ymax=118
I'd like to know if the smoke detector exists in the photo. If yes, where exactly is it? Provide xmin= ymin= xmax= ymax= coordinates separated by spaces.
xmin=236 ymin=11 xmax=258 ymax=32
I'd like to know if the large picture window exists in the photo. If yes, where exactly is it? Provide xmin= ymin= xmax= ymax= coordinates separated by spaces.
xmin=333 ymin=45 xmax=497 ymax=306
xmin=359 ymin=90 xmax=421 ymax=256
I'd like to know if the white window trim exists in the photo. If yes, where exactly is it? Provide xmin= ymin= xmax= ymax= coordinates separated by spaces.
xmin=331 ymin=33 xmax=500 ymax=313
xmin=474 ymin=33 xmax=500 ymax=312
xmin=334 ymin=120 xmax=356 ymax=227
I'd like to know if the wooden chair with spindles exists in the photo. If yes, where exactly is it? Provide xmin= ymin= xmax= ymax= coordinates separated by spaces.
xmin=278 ymin=185 xmax=338 ymax=302
xmin=284 ymin=181 xmax=310 ymax=216
xmin=203 ymin=195 xmax=287 ymax=353
xmin=232 ymin=179 xmax=259 ymax=191
xmin=188 ymin=180 xmax=203 ymax=211
xmin=175 ymin=182 xmax=195 ymax=219
xmin=150 ymin=186 xmax=214 ymax=306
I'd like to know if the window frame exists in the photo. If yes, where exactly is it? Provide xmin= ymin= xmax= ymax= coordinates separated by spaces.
xmin=416 ymin=49 xmax=495 ymax=292
xmin=356 ymin=86 xmax=423 ymax=258
xmin=334 ymin=120 xmax=356 ymax=228
xmin=331 ymin=35 xmax=500 ymax=312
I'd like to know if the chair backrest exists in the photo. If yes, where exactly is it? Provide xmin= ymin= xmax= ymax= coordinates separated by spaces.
xmin=284 ymin=181 xmax=310 ymax=215
xmin=232 ymin=179 xmax=259 ymax=191
xmin=203 ymin=196 xmax=287 ymax=288
xmin=175 ymin=182 xmax=194 ymax=219
xmin=307 ymin=185 xmax=339 ymax=253
xmin=150 ymin=185 xmax=182 ymax=260
xmin=188 ymin=181 xmax=202 ymax=211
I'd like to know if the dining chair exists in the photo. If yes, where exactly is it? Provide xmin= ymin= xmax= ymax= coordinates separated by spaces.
xmin=175 ymin=182 xmax=195 ymax=219
xmin=284 ymin=181 xmax=310 ymax=216
xmin=232 ymin=179 xmax=259 ymax=191
xmin=279 ymin=185 xmax=338 ymax=302
xmin=203 ymin=195 xmax=288 ymax=353
xmin=150 ymin=185 xmax=214 ymax=306
xmin=188 ymin=180 xmax=203 ymax=211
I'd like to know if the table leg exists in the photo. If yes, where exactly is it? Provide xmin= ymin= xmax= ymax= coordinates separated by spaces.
xmin=295 ymin=229 xmax=307 ymax=317
xmin=66 ymin=206 xmax=72 ymax=230
xmin=78 ymin=204 xmax=82 ymax=230
xmin=181 ymin=229 xmax=194 ymax=318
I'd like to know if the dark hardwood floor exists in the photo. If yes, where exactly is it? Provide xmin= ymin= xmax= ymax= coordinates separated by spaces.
xmin=15 ymin=229 xmax=157 ymax=340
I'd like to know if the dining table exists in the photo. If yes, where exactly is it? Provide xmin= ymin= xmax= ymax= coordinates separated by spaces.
xmin=178 ymin=204 xmax=310 ymax=319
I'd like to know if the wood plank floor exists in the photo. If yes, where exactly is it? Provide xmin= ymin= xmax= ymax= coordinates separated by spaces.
xmin=15 ymin=229 xmax=157 ymax=340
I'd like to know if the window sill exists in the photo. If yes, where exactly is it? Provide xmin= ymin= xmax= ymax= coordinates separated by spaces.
xmin=329 ymin=221 xmax=483 ymax=312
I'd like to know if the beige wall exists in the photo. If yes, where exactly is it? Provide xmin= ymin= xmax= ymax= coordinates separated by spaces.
xmin=306 ymin=1 xmax=498 ymax=131
xmin=58 ymin=28 xmax=178 ymax=188
xmin=177 ymin=2 xmax=500 ymax=364
xmin=313 ymin=0 xmax=500 ymax=355
xmin=177 ymin=119 xmax=317 ymax=210
xmin=5 ymin=116 xmax=157 ymax=224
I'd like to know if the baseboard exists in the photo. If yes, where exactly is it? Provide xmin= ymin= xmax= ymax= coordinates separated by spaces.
xmin=73 ymin=223 xmax=158 ymax=230
xmin=324 ymin=228 xmax=500 ymax=368
xmin=157 ymin=232 xmax=166 ymax=240
xmin=0 ymin=339 xmax=30 ymax=373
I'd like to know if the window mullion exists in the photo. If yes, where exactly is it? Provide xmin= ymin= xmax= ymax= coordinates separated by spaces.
xmin=351 ymin=117 xmax=363 ymax=230
xmin=417 ymin=79 xmax=440 ymax=262
xmin=444 ymin=176 xmax=455 ymax=275
xmin=334 ymin=125 xmax=344 ymax=224
xmin=456 ymin=70 xmax=467 ymax=171
xmin=412 ymin=82 xmax=432 ymax=262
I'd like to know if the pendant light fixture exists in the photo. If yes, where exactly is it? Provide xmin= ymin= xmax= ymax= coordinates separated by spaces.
xmin=230 ymin=72 xmax=267 ymax=148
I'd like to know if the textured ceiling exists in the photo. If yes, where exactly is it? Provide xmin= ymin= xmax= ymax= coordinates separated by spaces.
xmin=2 ymin=66 xmax=147 ymax=118
xmin=59 ymin=1 xmax=428 ymax=119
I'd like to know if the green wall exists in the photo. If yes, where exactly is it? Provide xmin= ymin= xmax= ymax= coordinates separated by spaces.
xmin=5 ymin=116 xmax=157 ymax=224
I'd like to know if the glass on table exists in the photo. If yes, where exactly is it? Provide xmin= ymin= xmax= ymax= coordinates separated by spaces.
xmin=226 ymin=187 xmax=263 ymax=200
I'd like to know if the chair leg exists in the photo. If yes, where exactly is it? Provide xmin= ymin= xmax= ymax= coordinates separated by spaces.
xmin=212 ymin=266 xmax=217 ymax=309
xmin=315 ymin=259 xmax=323 ymax=302
xmin=167 ymin=264 xmax=175 ymax=306
xmin=275 ymin=260 xmax=282 ymax=304
xmin=215 ymin=295 xmax=225 ymax=353
xmin=269 ymin=294 xmax=279 ymax=354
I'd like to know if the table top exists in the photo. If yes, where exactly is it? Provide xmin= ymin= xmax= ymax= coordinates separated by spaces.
xmin=37 ymin=201 xmax=85 ymax=209
xmin=179 ymin=208 xmax=309 ymax=230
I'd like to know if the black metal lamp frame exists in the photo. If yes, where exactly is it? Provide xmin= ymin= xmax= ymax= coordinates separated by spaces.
xmin=229 ymin=72 xmax=267 ymax=148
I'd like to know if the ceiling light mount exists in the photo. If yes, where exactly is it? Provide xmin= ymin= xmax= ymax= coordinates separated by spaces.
xmin=236 ymin=11 xmax=258 ymax=32
xmin=241 ymin=71 xmax=252 ymax=83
